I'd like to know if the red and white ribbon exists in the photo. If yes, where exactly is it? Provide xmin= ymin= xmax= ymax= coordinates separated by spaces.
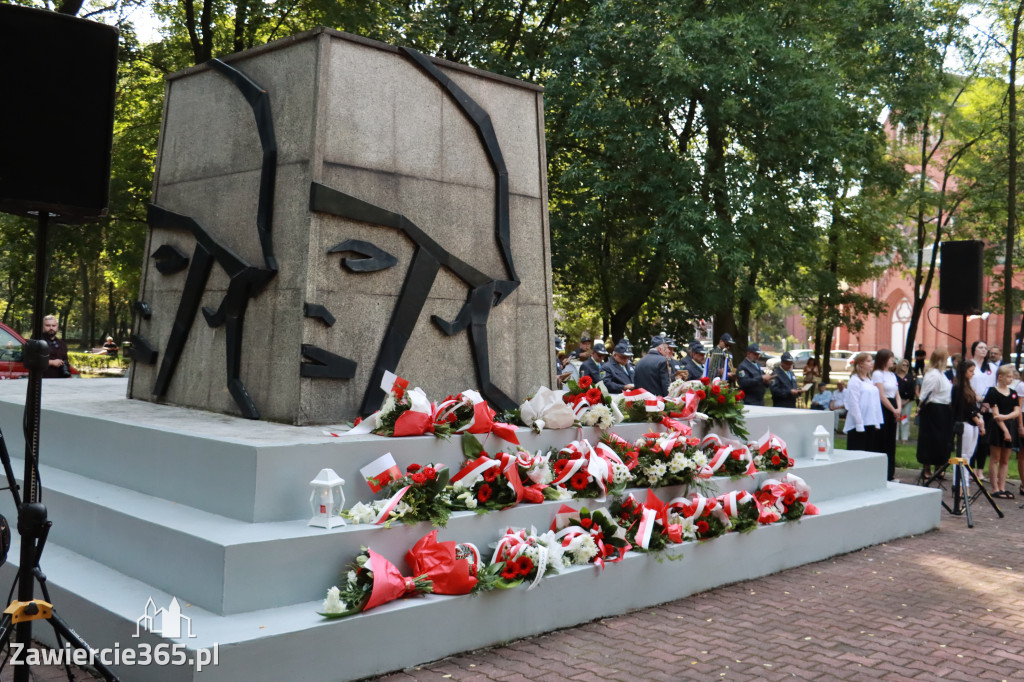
xmin=372 ymin=484 xmax=412 ymax=524
xmin=360 ymin=453 xmax=402 ymax=493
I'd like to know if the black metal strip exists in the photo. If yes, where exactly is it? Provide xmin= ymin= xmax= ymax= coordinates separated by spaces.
xmin=327 ymin=239 xmax=398 ymax=273
xmin=128 ymin=334 xmax=158 ymax=365
xmin=303 ymin=303 xmax=336 ymax=327
xmin=399 ymin=47 xmax=518 ymax=288
xmin=300 ymin=344 xmax=357 ymax=379
xmin=208 ymin=58 xmax=279 ymax=272
xmin=152 ymin=244 xmax=190 ymax=275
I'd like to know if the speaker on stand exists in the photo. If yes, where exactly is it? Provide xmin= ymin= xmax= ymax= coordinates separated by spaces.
xmin=0 ymin=5 xmax=121 ymax=680
xmin=939 ymin=240 xmax=984 ymax=358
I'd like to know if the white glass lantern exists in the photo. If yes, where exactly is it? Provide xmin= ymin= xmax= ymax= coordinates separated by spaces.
xmin=309 ymin=468 xmax=346 ymax=529
xmin=813 ymin=425 xmax=832 ymax=461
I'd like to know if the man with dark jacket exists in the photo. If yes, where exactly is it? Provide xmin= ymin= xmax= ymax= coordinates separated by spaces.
xmin=770 ymin=351 xmax=801 ymax=408
xmin=681 ymin=341 xmax=705 ymax=381
xmin=39 ymin=314 xmax=70 ymax=378
xmin=602 ymin=340 xmax=635 ymax=393
xmin=736 ymin=343 xmax=770 ymax=406
xmin=634 ymin=334 xmax=672 ymax=396
xmin=579 ymin=341 xmax=608 ymax=385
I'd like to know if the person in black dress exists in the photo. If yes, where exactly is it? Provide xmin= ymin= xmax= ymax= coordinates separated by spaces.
xmin=983 ymin=364 xmax=1020 ymax=498
xmin=916 ymin=349 xmax=952 ymax=480
xmin=951 ymin=360 xmax=984 ymax=470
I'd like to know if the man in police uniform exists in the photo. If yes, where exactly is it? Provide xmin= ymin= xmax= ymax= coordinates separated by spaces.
xmin=579 ymin=340 xmax=607 ymax=384
xmin=602 ymin=339 xmax=635 ymax=393
xmin=769 ymin=351 xmax=802 ymax=408
xmin=570 ymin=332 xmax=592 ymax=359
xmin=666 ymin=336 xmax=685 ymax=380
xmin=736 ymin=343 xmax=770 ymax=406
xmin=634 ymin=334 xmax=672 ymax=396
xmin=682 ymin=341 xmax=705 ymax=381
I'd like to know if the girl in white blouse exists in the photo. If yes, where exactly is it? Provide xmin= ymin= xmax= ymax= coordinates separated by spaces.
xmin=871 ymin=349 xmax=901 ymax=481
xmin=844 ymin=352 xmax=883 ymax=454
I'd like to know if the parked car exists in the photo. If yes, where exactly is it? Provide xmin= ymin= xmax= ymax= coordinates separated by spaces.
xmin=0 ymin=322 xmax=77 ymax=379
xmin=766 ymin=348 xmax=813 ymax=370
xmin=826 ymin=349 xmax=855 ymax=373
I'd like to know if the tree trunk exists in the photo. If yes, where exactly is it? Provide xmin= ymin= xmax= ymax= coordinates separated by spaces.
xmin=78 ymin=259 xmax=92 ymax=348
xmin=1004 ymin=1 xmax=1024 ymax=356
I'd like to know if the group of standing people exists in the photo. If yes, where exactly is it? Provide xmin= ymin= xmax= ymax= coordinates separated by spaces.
xmin=842 ymin=350 xmax=902 ymax=481
xmin=914 ymin=341 xmax=1023 ymax=499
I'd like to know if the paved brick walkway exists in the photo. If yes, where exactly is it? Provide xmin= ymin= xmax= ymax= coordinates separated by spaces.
xmin=377 ymin=468 xmax=1024 ymax=682
xmin=5 ymin=468 xmax=1021 ymax=681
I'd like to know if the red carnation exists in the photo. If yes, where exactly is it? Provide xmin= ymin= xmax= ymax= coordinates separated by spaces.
xmin=717 ymin=394 xmax=726 ymax=404
xmin=570 ymin=471 xmax=590 ymax=490
xmin=482 ymin=467 xmax=499 ymax=482
xmin=711 ymin=384 xmax=721 ymax=395
xmin=554 ymin=458 xmax=571 ymax=475
xmin=700 ymin=376 xmax=711 ymax=385
xmin=736 ymin=390 xmax=745 ymax=400
xmin=731 ymin=450 xmax=742 ymax=460
xmin=788 ymin=458 xmax=795 ymax=467
xmin=515 ymin=555 xmax=534 ymax=576
xmin=586 ymin=388 xmax=603 ymax=404
xmin=580 ymin=518 xmax=593 ymax=529
xmin=579 ymin=375 xmax=593 ymax=389
xmin=422 ymin=466 xmax=437 ymax=480
xmin=477 ymin=483 xmax=493 ymax=502
xmin=500 ymin=561 xmax=519 ymax=579
xmin=696 ymin=520 xmax=709 ymax=533
xmin=771 ymin=455 xmax=781 ymax=466
xmin=353 ymin=416 xmax=362 ymax=426
xmin=696 ymin=390 xmax=706 ymax=400
xmin=411 ymin=472 xmax=427 ymax=485
xmin=784 ymin=491 xmax=797 ymax=505
xmin=406 ymin=463 xmax=422 ymax=473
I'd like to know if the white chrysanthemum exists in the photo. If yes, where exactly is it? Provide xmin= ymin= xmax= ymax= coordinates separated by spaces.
xmin=669 ymin=452 xmax=690 ymax=474
xmin=346 ymin=570 xmax=358 ymax=585
xmin=580 ymin=404 xmax=615 ymax=429
xmin=611 ymin=461 xmax=633 ymax=485
xmin=692 ymin=452 xmax=708 ymax=467
xmin=322 ymin=586 xmax=347 ymax=614
xmin=379 ymin=393 xmax=398 ymax=417
xmin=650 ymin=461 xmax=668 ymax=478
xmin=345 ymin=501 xmax=377 ymax=525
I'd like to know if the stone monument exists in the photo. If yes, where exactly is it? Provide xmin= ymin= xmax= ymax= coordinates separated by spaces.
xmin=128 ymin=28 xmax=555 ymax=424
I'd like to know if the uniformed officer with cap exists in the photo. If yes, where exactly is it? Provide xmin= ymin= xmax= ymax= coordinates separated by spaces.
xmin=666 ymin=336 xmax=685 ymax=379
xmin=579 ymin=340 xmax=608 ymax=384
xmin=570 ymin=332 xmax=593 ymax=359
xmin=708 ymin=333 xmax=736 ymax=381
xmin=602 ymin=339 xmax=636 ymax=393
xmin=736 ymin=342 xmax=771 ymax=405
xmin=682 ymin=341 xmax=705 ymax=380
xmin=634 ymin=333 xmax=672 ymax=396
xmin=770 ymin=351 xmax=802 ymax=408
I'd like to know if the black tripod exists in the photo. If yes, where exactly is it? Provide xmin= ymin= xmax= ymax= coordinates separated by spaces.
xmin=0 ymin=213 xmax=119 ymax=681
xmin=921 ymin=421 xmax=1003 ymax=527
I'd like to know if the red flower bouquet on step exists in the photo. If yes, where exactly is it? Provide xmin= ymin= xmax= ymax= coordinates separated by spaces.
xmin=319 ymin=547 xmax=433 ymax=618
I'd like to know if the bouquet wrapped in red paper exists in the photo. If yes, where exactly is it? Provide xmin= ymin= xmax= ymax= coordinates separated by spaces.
xmin=549 ymin=439 xmax=633 ymax=501
xmin=445 ymin=438 xmax=558 ymax=512
xmin=549 ymin=504 xmax=629 ymax=567
xmin=611 ymin=490 xmax=693 ymax=550
xmin=755 ymin=472 xmax=820 ymax=523
xmin=432 ymin=390 xmax=520 ymax=444
xmin=319 ymin=547 xmax=433 ymax=618
xmin=696 ymin=434 xmax=756 ymax=479
xmin=751 ymin=430 xmax=795 ymax=473
xmin=716 ymin=489 xmax=761 ymax=533
xmin=404 ymin=530 xmax=483 ymax=595
xmin=615 ymin=387 xmax=691 ymax=427
xmin=339 ymin=371 xmax=445 ymax=438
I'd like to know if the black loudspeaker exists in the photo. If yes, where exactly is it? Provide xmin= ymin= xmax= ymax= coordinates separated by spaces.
xmin=0 ymin=5 xmax=118 ymax=220
xmin=939 ymin=240 xmax=984 ymax=315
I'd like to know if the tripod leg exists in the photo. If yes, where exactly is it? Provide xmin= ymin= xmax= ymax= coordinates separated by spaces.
xmin=960 ymin=464 xmax=973 ymax=528
xmin=47 ymin=610 xmax=120 ymax=682
xmin=965 ymin=462 xmax=1004 ymax=518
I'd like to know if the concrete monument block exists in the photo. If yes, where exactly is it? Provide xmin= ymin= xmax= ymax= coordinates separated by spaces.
xmin=129 ymin=28 xmax=555 ymax=424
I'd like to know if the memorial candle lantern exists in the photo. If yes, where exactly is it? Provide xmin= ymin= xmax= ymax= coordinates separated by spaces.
xmin=813 ymin=425 xmax=832 ymax=461
xmin=309 ymin=468 xmax=346 ymax=528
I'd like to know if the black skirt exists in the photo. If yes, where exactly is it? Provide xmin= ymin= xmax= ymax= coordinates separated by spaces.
xmin=916 ymin=402 xmax=953 ymax=466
